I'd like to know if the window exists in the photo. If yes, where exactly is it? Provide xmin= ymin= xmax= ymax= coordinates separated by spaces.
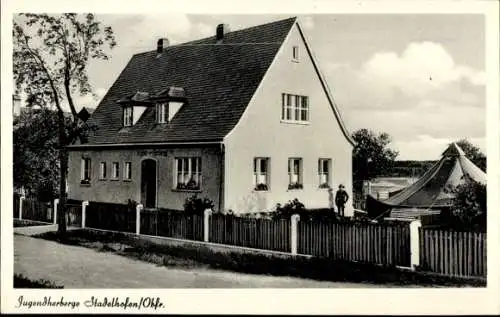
xmin=175 ymin=157 xmax=201 ymax=190
xmin=81 ymin=158 xmax=91 ymax=184
xmin=124 ymin=162 xmax=132 ymax=180
xmin=288 ymin=158 xmax=303 ymax=190
xmin=318 ymin=159 xmax=331 ymax=188
xmin=253 ymin=158 xmax=270 ymax=191
xmin=112 ymin=162 xmax=120 ymax=179
xmin=156 ymin=103 xmax=167 ymax=123
xmin=123 ymin=106 xmax=133 ymax=127
xmin=99 ymin=162 xmax=107 ymax=180
xmin=292 ymin=46 xmax=299 ymax=61
xmin=281 ymin=94 xmax=309 ymax=122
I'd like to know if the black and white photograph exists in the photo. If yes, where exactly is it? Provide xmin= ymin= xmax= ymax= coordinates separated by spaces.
xmin=2 ymin=0 xmax=499 ymax=315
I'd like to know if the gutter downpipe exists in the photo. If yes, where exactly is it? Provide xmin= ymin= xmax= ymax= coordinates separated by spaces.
xmin=218 ymin=143 xmax=225 ymax=213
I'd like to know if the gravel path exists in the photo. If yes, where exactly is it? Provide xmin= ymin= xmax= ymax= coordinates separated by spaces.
xmin=14 ymin=234 xmax=389 ymax=288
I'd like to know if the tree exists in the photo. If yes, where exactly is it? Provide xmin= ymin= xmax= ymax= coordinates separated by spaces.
xmin=13 ymin=14 xmax=116 ymax=236
xmin=449 ymin=177 xmax=486 ymax=232
xmin=455 ymin=139 xmax=486 ymax=172
xmin=352 ymin=129 xmax=399 ymax=191
xmin=14 ymin=109 xmax=66 ymax=200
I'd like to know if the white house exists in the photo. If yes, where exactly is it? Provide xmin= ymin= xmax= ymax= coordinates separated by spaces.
xmin=66 ymin=17 xmax=355 ymax=216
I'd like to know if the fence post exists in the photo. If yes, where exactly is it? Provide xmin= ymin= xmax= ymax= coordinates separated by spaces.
xmin=410 ymin=219 xmax=422 ymax=270
xmin=53 ymin=198 xmax=59 ymax=224
xmin=19 ymin=195 xmax=25 ymax=220
xmin=204 ymin=208 xmax=212 ymax=242
xmin=136 ymin=204 xmax=143 ymax=235
xmin=82 ymin=201 xmax=89 ymax=228
xmin=291 ymin=214 xmax=300 ymax=255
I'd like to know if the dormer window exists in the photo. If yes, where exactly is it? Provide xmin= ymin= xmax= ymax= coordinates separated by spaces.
xmin=123 ymin=106 xmax=133 ymax=127
xmin=156 ymin=102 xmax=167 ymax=123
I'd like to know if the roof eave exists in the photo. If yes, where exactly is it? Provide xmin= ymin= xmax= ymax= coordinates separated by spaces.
xmin=66 ymin=140 xmax=223 ymax=149
xmin=295 ymin=19 xmax=356 ymax=147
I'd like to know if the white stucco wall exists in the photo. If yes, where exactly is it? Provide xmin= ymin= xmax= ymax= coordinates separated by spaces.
xmin=224 ymin=22 xmax=354 ymax=216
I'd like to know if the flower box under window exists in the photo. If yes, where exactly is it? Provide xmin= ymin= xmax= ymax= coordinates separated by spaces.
xmin=288 ymin=182 xmax=303 ymax=190
xmin=254 ymin=183 xmax=269 ymax=191
xmin=176 ymin=179 xmax=201 ymax=191
xmin=319 ymin=182 xmax=331 ymax=189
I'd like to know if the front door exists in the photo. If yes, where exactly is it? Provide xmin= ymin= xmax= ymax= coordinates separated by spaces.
xmin=141 ymin=159 xmax=157 ymax=208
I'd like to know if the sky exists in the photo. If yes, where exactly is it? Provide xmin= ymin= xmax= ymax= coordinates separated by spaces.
xmin=22 ymin=14 xmax=487 ymax=161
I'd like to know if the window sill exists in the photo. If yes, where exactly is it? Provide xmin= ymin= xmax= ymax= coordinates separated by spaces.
xmin=110 ymin=178 xmax=120 ymax=181
xmin=253 ymin=189 xmax=270 ymax=193
xmin=172 ymin=188 xmax=202 ymax=193
xmin=280 ymin=120 xmax=310 ymax=125
xmin=291 ymin=59 xmax=300 ymax=63
xmin=123 ymin=179 xmax=132 ymax=182
xmin=287 ymin=187 xmax=304 ymax=192
xmin=80 ymin=183 xmax=91 ymax=187
xmin=98 ymin=178 xmax=107 ymax=181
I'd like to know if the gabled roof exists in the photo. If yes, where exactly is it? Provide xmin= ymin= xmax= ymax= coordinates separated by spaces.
xmin=82 ymin=17 xmax=297 ymax=145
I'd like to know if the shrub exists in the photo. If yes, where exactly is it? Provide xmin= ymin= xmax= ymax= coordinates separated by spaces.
xmin=448 ymin=177 xmax=486 ymax=232
xmin=184 ymin=194 xmax=214 ymax=215
xmin=126 ymin=199 xmax=137 ymax=212
xmin=274 ymin=198 xmax=306 ymax=219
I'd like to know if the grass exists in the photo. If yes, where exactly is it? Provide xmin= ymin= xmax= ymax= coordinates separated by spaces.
xmin=14 ymin=274 xmax=63 ymax=288
xmin=34 ymin=229 xmax=486 ymax=287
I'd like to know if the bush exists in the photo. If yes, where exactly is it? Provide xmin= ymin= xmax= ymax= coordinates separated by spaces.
xmin=126 ymin=199 xmax=138 ymax=212
xmin=274 ymin=198 xmax=306 ymax=219
xmin=448 ymin=177 xmax=486 ymax=232
xmin=184 ymin=194 xmax=214 ymax=215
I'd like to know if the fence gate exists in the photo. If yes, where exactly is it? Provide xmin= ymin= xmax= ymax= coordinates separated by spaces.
xmin=66 ymin=204 xmax=83 ymax=227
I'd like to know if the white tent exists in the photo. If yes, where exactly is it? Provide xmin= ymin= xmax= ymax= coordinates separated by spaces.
xmin=367 ymin=143 xmax=486 ymax=218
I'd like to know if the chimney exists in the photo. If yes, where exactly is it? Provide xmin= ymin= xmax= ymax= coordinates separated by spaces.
xmin=156 ymin=38 xmax=169 ymax=54
xmin=216 ymin=24 xmax=230 ymax=41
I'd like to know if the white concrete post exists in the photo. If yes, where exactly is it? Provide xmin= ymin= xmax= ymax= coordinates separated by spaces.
xmin=82 ymin=201 xmax=89 ymax=228
xmin=410 ymin=219 xmax=422 ymax=270
xmin=291 ymin=214 xmax=300 ymax=255
xmin=53 ymin=198 xmax=59 ymax=224
xmin=204 ymin=208 xmax=212 ymax=242
xmin=136 ymin=204 xmax=143 ymax=235
xmin=19 ymin=195 xmax=25 ymax=220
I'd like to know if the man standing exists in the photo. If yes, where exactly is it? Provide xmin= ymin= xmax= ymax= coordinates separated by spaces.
xmin=335 ymin=184 xmax=349 ymax=217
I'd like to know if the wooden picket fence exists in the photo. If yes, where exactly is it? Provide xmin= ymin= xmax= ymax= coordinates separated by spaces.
xmin=298 ymin=221 xmax=411 ymax=267
xmin=21 ymin=198 xmax=53 ymax=223
xmin=11 ymin=196 xmax=488 ymax=278
xmin=419 ymin=228 xmax=486 ymax=277
xmin=85 ymin=201 xmax=136 ymax=233
xmin=141 ymin=209 xmax=204 ymax=241
xmin=209 ymin=214 xmax=291 ymax=253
